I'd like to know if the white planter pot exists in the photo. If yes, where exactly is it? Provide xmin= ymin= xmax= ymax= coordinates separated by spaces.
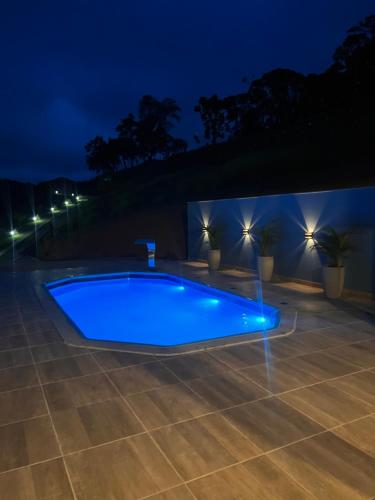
xmin=323 ymin=266 xmax=345 ymax=299
xmin=208 ymin=249 xmax=221 ymax=271
xmin=257 ymin=256 xmax=274 ymax=282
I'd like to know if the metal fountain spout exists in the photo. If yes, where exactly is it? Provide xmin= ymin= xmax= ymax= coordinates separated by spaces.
xmin=134 ymin=239 xmax=156 ymax=269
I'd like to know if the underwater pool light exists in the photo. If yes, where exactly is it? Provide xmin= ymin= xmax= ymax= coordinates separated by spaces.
xmin=256 ymin=316 xmax=266 ymax=323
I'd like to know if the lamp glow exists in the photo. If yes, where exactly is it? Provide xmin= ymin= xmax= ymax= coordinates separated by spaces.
xmin=64 ymin=200 xmax=70 ymax=206
xmin=32 ymin=215 xmax=40 ymax=223
xmin=202 ymin=225 xmax=209 ymax=233
xmin=242 ymin=227 xmax=251 ymax=236
xmin=305 ymin=231 xmax=314 ymax=240
xmin=50 ymin=206 xmax=56 ymax=213
xmin=9 ymin=229 xmax=17 ymax=237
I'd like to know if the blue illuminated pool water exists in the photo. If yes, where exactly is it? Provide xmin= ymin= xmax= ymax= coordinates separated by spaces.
xmin=47 ymin=273 xmax=279 ymax=346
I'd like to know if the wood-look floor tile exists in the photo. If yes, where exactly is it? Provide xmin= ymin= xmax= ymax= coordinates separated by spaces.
xmin=189 ymin=455 xmax=313 ymax=499
xmin=265 ymin=337 xmax=309 ymax=359
xmin=333 ymin=415 xmax=375 ymax=457
xmin=162 ymin=352 xmax=228 ymax=381
xmin=186 ymin=369 xmax=269 ymax=410
xmin=51 ymin=397 xmax=143 ymax=453
xmin=0 ymin=458 xmax=74 ymax=500
xmin=223 ymin=397 xmax=323 ymax=452
xmin=27 ymin=330 xmax=62 ymax=347
xmin=326 ymin=340 xmax=375 ymax=368
xmin=108 ymin=362 xmax=178 ymax=396
xmin=0 ymin=335 xmax=28 ymax=351
xmin=93 ymin=350 xmax=153 ymax=370
xmin=0 ymin=348 xmax=32 ymax=369
xmin=0 ymin=387 xmax=47 ymax=426
xmin=329 ymin=370 xmax=375 ymax=407
xmin=65 ymin=434 xmax=180 ymax=500
xmin=0 ymin=323 xmax=24 ymax=337
xmin=31 ymin=342 xmax=91 ymax=363
xmin=128 ymin=383 xmax=210 ymax=430
xmin=289 ymin=351 xmax=359 ymax=381
xmin=279 ymin=382 xmax=373 ymax=428
xmin=146 ymin=485 xmax=195 ymax=500
xmin=208 ymin=344 xmax=267 ymax=369
xmin=24 ymin=319 xmax=56 ymax=335
xmin=152 ymin=413 xmax=260 ymax=480
xmin=0 ymin=416 xmax=60 ymax=472
xmin=37 ymin=355 xmax=99 ymax=383
xmin=240 ymin=358 xmax=320 ymax=393
xmin=292 ymin=330 xmax=346 ymax=350
xmin=269 ymin=431 xmax=375 ymax=499
xmin=44 ymin=372 xmax=118 ymax=411
xmin=0 ymin=365 xmax=38 ymax=392
xmin=315 ymin=324 xmax=373 ymax=345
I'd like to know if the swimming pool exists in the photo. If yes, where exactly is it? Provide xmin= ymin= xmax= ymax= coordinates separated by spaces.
xmin=46 ymin=273 xmax=279 ymax=347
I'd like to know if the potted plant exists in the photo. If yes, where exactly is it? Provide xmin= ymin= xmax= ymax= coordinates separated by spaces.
xmin=206 ymin=225 xmax=222 ymax=271
xmin=313 ymin=226 xmax=352 ymax=299
xmin=255 ymin=223 xmax=279 ymax=282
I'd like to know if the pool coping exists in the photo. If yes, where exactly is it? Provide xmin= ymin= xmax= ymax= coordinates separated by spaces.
xmin=34 ymin=271 xmax=297 ymax=356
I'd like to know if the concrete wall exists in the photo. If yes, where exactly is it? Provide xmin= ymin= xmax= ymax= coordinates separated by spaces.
xmin=187 ymin=187 xmax=375 ymax=295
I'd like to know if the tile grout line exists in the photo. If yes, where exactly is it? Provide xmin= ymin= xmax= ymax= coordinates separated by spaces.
xmin=89 ymin=354 xmax=199 ymax=500
xmin=17 ymin=296 xmax=79 ymax=500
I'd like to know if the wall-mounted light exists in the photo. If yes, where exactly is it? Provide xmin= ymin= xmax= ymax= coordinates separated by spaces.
xmin=202 ymin=225 xmax=209 ymax=233
xmin=304 ymin=231 xmax=314 ymax=240
xmin=242 ymin=227 xmax=251 ymax=236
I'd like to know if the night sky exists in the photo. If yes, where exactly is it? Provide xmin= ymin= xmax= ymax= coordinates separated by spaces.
xmin=1 ymin=1 xmax=374 ymax=182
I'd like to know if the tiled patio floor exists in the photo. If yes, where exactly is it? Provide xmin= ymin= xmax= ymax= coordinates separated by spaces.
xmin=0 ymin=258 xmax=375 ymax=499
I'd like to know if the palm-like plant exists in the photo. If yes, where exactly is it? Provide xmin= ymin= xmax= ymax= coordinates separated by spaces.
xmin=313 ymin=227 xmax=352 ymax=267
xmin=255 ymin=223 xmax=279 ymax=257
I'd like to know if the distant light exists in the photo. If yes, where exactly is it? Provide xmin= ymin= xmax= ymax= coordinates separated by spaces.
xmin=64 ymin=200 xmax=70 ymax=206
xmin=76 ymin=195 xmax=81 ymax=202
xmin=305 ymin=231 xmax=314 ymax=240
xmin=71 ymin=193 xmax=75 ymax=197
xmin=9 ymin=229 xmax=18 ymax=237
xmin=55 ymin=190 xmax=59 ymax=195
xmin=50 ymin=206 xmax=56 ymax=213
xmin=32 ymin=215 xmax=40 ymax=223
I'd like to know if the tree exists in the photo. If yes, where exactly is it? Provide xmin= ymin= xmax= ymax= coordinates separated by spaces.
xmin=85 ymin=136 xmax=119 ymax=177
xmin=332 ymin=15 xmax=375 ymax=73
xmin=247 ymin=69 xmax=306 ymax=129
xmin=116 ymin=113 xmax=139 ymax=167
xmin=194 ymin=95 xmax=228 ymax=144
